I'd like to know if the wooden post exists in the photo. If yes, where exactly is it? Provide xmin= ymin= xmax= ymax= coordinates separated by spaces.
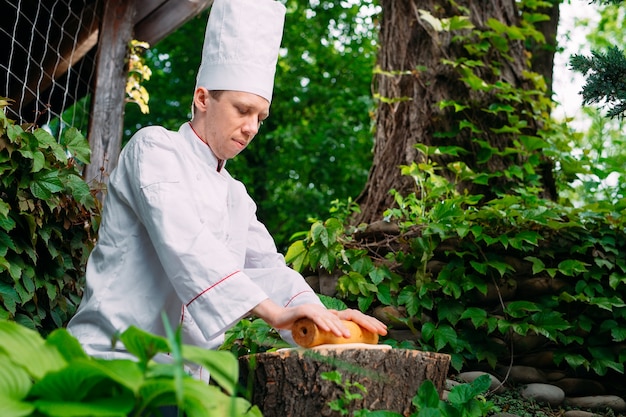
xmin=239 ymin=347 xmax=451 ymax=417
xmin=85 ymin=0 xmax=136 ymax=199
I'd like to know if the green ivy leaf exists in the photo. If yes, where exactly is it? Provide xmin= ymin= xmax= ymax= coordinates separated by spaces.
xmin=61 ymin=128 xmax=91 ymax=164
xmin=414 ymin=379 xmax=440 ymax=409
xmin=398 ymin=286 xmax=420 ymax=317
xmin=285 ymin=240 xmax=307 ymax=272
xmin=433 ymin=324 xmax=458 ymax=351
xmin=30 ymin=171 xmax=64 ymax=200
xmin=460 ymin=307 xmax=488 ymax=329
xmin=63 ymin=173 xmax=95 ymax=208
xmin=33 ymin=129 xmax=67 ymax=163
xmin=557 ymin=259 xmax=589 ymax=276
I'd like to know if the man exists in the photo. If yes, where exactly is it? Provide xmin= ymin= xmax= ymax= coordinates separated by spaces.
xmin=67 ymin=0 xmax=386 ymax=374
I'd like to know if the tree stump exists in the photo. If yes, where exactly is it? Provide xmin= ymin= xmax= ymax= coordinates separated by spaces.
xmin=239 ymin=346 xmax=450 ymax=417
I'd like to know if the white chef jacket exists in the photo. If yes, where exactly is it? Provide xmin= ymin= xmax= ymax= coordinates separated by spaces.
xmin=67 ymin=122 xmax=322 ymax=365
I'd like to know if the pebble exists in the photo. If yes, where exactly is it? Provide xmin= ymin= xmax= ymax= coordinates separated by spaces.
xmin=519 ymin=383 xmax=565 ymax=407
xmin=564 ymin=395 xmax=626 ymax=413
xmin=457 ymin=371 xmax=507 ymax=393
xmin=449 ymin=369 xmax=626 ymax=415
xmin=562 ymin=411 xmax=602 ymax=417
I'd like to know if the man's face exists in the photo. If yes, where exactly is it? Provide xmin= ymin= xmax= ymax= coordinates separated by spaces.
xmin=197 ymin=89 xmax=270 ymax=161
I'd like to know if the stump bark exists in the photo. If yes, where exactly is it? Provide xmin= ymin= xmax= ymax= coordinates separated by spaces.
xmin=239 ymin=347 xmax=451 ymax=417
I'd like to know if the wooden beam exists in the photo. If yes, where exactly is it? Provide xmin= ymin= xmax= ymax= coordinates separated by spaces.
xmin=85 ymin=0 xmax=136 ymax=196
xmin=134 ymin=0 xmax=213 ymax=46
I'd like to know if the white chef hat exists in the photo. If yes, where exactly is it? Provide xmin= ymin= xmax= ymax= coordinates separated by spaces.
xmin=195 ymin=0 xmax=286 ymax=103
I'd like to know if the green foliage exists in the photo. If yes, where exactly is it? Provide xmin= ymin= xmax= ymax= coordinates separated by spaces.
xmin=289 ymin=151 xmax=626 ymax=374
xmin=322 ymin=370 xmax=368 ymax=416
xmin=589 ymin=0 xmax=622 ymax=5
xmin=570 ymin=46 xmax=626 ymax=119
xmin=0 ymin=318 xmax=261 ymax=417
xmin=0 ymin=98 xmax=99 ymax=334
xmin=409 ymin=375 xmax=495 ymax=417
xmin=321 ymin=372 xmax=495 ymax=417
xmin=285 ymin=3 xmax=626 ymax=378
xmin=221 ymin=317 xmax=291 ymax=357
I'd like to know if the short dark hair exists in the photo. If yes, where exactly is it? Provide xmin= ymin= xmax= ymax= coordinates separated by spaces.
xmin=209 ymin=90 xmax=224 ymax=100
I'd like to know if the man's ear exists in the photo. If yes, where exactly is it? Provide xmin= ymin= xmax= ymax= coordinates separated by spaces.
xmin=193 ymin=87 xmax=210 ymax=112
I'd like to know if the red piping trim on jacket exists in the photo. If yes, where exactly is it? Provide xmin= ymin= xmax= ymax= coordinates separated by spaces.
xmin=284 ymin=290 xmax=314 ymax=307
xmin=186 ymin=270 xmax=241 ymax=307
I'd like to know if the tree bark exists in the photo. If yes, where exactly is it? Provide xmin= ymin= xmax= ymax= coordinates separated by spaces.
xmin=527 ymin=0 xmax=561 ymax=96
xmin=85 ymin=0 xmax=136 ymax=199
xmin=239 ymin=347 xmax=451 ymax=417
xmin=354 ymin=0 xmax=558 ymax=225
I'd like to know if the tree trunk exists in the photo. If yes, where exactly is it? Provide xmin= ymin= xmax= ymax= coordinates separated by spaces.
xmin=239 ymin=347 xmax=451 ymax=417
xmin=527 ymin=0 xmax=561 ymax=96
xmin=85 ymin=0 xmax=136 ymax=200
xmin=354 ymin=0 xmax=558 ymax=225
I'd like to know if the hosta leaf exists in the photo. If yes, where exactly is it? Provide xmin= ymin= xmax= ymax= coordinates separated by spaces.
xmin=45 ymin=329 xmax=89 ymax=362
xmin=119 ymin=326 xmax=170 ymax=365
xmin=0 ymin=355 xmax=33 ymax=416
xmin=29 ymin=359 xmax=132 ymax=401
xmin=0 ymin=320 xmax=66 ymax=380
xmin=33 ymin=396 xmax=133 ymax=417
xmin=180 ymin=346 xmax=238 ymax=395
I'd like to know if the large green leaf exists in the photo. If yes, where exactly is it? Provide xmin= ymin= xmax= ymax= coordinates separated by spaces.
xmin=45 ymin=328 xmax=89 ymax=362
xmin=0 ymin=355 xmax=34 ymax=417
xmin=180 ymin=345 xmax=239 ymax=395
xmin=181 ymin=379 xmax=260 ymax=417
xmin=92 ymin=359 xmax=145 ymax=393
xmin=29 ymin=359 xmax=130 ymax=401
xmin=119 ymin=325 xmax=170 ymax=364
xmin=0 ymin=320 xmax=66 ymax=380
xmin=33 ymin=396 xmax=133 ymax=417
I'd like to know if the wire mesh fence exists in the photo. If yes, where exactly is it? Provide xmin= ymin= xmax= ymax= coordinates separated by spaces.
xmin=1 ymin=0 xmax=101 ymax=136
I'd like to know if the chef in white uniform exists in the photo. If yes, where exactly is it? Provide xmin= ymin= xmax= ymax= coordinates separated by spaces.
xmin=67 ymin=0 xmax=387 ymax=371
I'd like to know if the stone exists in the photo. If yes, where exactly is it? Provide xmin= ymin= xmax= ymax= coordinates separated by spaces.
xmin=318 ymin=270 xmax=340 ymax=297
xmin=564 ymin=395 xmax=626 ymax=413
xmin=563 ymin=411 xmax=602 ymax=417
xmin=515 ymin=350 xmax=555 ymax=368
xmin=472 ymin=280 xmax=517 ymax=303
xmin=553 ymin=378 xmax=606 ymax=396
xmin=386 ymin=329 xmax=418 ymax=343
xmin=516 ymin=276 xmax=568 ymax=297
xmin=498 ymin=365 xmax=547 ymax=384
xmin=544 ymin=370 xmax=568 ymax=381
xmin=304 ymin=275 xmax=320 ymax=292
xmin=520 ymin=383 xmax=565 ymax=407
xmin=456 ymin=371 xmax=506 ymax=393
xmin=508 ymin=333 xmax=550 ymax=353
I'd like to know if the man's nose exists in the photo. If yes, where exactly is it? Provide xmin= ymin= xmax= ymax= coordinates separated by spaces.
xmin=242 ymin=117 xmax=259 ymax=137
